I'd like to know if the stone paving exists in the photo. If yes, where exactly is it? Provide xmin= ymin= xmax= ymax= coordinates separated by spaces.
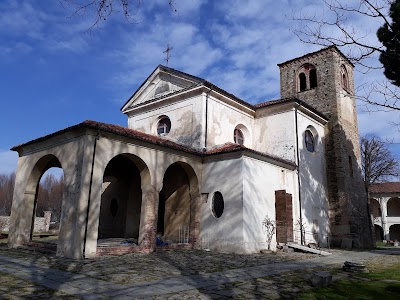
xmin=0 ymin=244 xmax=399 ymax=299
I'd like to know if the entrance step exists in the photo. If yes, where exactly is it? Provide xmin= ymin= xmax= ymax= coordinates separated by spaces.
xmin=286 ymin=242 xmax=331 ymax=256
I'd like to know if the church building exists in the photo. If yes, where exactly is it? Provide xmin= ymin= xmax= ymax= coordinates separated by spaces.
xmin=8 ymin=46 xmax=373 ymax=258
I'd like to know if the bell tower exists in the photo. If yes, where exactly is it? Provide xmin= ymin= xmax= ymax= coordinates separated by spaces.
xmin=278 ymin=46 xmax=373 ymax=248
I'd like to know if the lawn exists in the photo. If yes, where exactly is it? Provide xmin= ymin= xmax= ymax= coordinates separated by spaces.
xmin=297 ymin=264 xmax=400 ymax=300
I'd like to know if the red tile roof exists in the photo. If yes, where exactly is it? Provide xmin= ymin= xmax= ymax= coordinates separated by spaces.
xmin=11 ymin=121 xmax=296 ymax=168
xmin=369 ymin=182 xmax=400 ymax=194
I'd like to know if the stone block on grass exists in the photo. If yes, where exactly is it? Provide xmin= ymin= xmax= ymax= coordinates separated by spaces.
xmin=311 ymin=271 xmax=332 ymax=287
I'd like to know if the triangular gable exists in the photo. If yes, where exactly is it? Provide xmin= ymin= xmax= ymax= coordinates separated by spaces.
xmin=121 ymin=65 xmax=205 ymax=113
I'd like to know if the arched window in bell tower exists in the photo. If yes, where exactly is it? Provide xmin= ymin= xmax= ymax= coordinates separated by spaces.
xmin=297 ymin=63 xmax=317 ymax=92
xmin=341 ymin=65 xmax=349 ymax=91
xmin=299 ymin=73 xmax=307 ymax=91
xmin=310 ymin=68 xmax=317 ymax=88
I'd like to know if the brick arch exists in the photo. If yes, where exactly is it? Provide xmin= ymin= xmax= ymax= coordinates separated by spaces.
xmin=297 ymin=63 xmax=317 ymax=92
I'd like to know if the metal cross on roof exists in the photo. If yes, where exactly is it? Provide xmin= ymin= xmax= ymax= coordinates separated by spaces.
xmin=163 ymin=44 xmax=173 ymax=66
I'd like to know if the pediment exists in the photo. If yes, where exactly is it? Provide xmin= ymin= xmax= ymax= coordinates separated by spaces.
xmin=121 ymin=65 xmax=204 ymax=113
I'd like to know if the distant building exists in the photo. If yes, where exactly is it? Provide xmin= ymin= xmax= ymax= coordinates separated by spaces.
xmin=8 ymin=46 xmax=373 ymax=258
xmin=369 ymin=182 xmax=400 ymax=241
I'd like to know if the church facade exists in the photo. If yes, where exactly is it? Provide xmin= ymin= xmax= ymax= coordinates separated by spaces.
xmin=8 ymin=46 xmax=372 ymax=258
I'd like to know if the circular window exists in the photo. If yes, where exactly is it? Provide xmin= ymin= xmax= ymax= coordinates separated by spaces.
xmin=234 ymin=128 xmax=244 ymax=145
xmin=305 ymin=130 xmax=315 ymax=152
xmin=212 ymin=191 xmax=224 ymax=218
xmin=110 ymin=198 xmax=118 ymax=217
xmin=157 ymin=117 xmax=171 ymax=136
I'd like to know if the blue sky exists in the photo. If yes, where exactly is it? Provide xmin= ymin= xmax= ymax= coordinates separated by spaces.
xmin=0 ymin=0 xmax=399 ymax=176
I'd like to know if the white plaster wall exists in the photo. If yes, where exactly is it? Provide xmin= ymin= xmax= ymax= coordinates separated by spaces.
xmin=296 ymin=111 xmax=330 ymax=246
xmin=128 ymin=94 xmax=204 ymax=149
xmin=243 ymin=157 xmax=298 ymax=253
xmin=254 ymin=109 xmax=296 ymax=162
xmin=207 ymin=97 xmax=254 ymax=148
xmin=200 ymin=158 xmax=244 ymax=252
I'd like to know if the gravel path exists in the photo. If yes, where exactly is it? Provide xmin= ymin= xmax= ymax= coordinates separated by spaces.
xmin=0 ymin=245 xmax=399 ymax=299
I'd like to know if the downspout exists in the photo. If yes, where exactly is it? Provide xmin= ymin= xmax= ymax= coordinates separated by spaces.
xmin=83 ymin=130 xmax=100 ymax=257
xmin=294 ymin=104 xmax=304 ymax=245
xmin=204 ymin=87 xmax=213 ymax=150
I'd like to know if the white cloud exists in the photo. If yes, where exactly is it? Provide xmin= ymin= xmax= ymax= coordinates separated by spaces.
xmin=0 ymin=150 xmax=18 ymax=175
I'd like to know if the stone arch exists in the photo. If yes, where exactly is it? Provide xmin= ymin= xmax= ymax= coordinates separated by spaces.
xmin=157 ymin=161 xmax=200 ymax=245
xmin=374 ymin=224 xmax=383 ymax=241
xmin=389 ymin=224 xmax=400 ymax=241
xmin=387 ymin=197 xmax=400 ymax=217
xmin=16 ymin=154 xmax=64 ymax=247
xmin=97 ymin=153 xmax=150 ymax=243
xmin=370 ymin=198 xmax=381 ymax=219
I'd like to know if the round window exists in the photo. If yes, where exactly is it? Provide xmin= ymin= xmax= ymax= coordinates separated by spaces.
xmin=212 ymin=191 xmax=224 ymax=218
xmin=305 ymin=130 xmax=315 ymax=152
xmin=157 ymin=117 xmax=171 ymax=136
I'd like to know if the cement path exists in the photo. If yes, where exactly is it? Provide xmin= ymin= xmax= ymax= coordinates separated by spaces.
xmin=0 ymin=247 xmax=399 ymax=299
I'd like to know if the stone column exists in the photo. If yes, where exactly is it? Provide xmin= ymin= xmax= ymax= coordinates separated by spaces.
xmin=381 ymin=197 xmax=390 ymax=240
xmin=189 ymin=187 xmax=201 ymax=247
xmin=43 ymin=211 xmax=52 ymax=232
xmin=138 ymin=185 xmax=160 ymax=252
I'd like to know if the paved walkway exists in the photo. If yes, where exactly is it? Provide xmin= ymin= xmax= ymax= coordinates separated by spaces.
xmin=0 ymin=247 xmax=399 ymax=299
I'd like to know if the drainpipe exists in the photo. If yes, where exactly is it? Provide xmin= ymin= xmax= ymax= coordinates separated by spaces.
xmin=294 ymin=104 xmax=304 ymax=245
xmin=83 ymin=130 xmax=100 ymax=257
xmin=204 ymin=87 xmax=213 ymax=150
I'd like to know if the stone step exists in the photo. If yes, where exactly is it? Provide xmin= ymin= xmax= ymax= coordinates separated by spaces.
xmin=286 ymin=242 xmax=331 ymax=256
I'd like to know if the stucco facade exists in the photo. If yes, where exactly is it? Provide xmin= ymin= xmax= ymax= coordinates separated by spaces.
xmin=8 ymin=46 xmax=371 ymax=258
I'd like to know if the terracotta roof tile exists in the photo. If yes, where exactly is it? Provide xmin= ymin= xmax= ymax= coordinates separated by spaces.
xmin=11 ymin=121 xmax=296 ymax=169
xmin=206 ymin=143 xmax=296 ymax=167
xmin=11 ymin=120 xmax=202 ymax=155
xmin=369 ymin=182 xmax=400 ymax=194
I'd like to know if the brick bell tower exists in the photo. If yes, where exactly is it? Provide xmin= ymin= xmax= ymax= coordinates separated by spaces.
xmin=278 ymin=46 xmax=373 ymax=248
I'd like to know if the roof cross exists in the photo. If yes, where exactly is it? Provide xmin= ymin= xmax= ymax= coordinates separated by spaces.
xmin=163 ymin=44 xmax=173 ymax=66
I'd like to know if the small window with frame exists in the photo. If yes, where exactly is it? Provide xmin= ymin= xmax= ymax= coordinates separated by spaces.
xmin=305 ymin=129 xmax=315 ymax=152
xmin=234 ymin=128 xmax=244 ymax=145
xmin=157 ymin=117 xmax=171 ymax=136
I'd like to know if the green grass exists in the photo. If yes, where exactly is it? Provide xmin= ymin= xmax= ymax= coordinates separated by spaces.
xmin=297 ymin=265 xmax=400 ymax=300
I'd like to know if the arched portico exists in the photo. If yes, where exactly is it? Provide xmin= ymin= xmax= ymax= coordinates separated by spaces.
xmin=387 ymin=197 xmax=400 ymax=217
xmin=374 ymin=224 xmax=383 ymax=241
xmin=389 ymin=224 xmax=400 ymax=241
xmin=98 ymin=154 xmax=143 ymax=241
xmin=157 ymin=161 xmax=201 ymax=247
xmin=8 ymin=154 xmax=65 ymax=250
xmin=370 ymin=198 xmax=381 ymax=219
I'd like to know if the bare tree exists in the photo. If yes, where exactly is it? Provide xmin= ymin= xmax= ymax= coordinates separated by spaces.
xmin=0 ymin=172 xmax=15 ymax=216
xmin=60 ymin=0 xmax=177 ymax=29
xmin=291 ymin=0 xmax=400 ymax=111
xmin=361 ymin=135 xmax=400 ymax=191
xmin=37 ymin=174 xmax=65 ymax=222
